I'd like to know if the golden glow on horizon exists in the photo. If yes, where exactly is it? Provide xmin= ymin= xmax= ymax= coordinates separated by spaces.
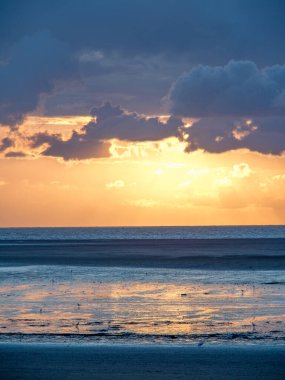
xmin=0 ymin=115 xmax=285 ymax=226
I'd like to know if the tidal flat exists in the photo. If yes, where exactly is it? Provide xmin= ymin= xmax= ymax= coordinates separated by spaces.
xmin=0 ymin=265 xmax=285 ymax=344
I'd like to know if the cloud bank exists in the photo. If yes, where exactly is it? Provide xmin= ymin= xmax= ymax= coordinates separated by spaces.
xmin=170 ymin=60 xmax=285 ymax=117
xmin=30 ymin=103 xmax=183 ymax=160
xmin=1 ymin=2 xmax=285 ymax=156
xmin=0 ymin=137 xmax=13 ymax=152
xmin=0 ymin=31 xmax=74 ymax=126
xmin=183 ymin=117 xmax=285 ymax=155
xmin=170 ymin=61 xmax=285 ymax=154
xmin=2 ymin=1 xmax=285 ymax=124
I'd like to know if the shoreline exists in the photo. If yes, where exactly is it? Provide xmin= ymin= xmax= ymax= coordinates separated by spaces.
xmin=1 ymin=332 xmax=285 ymax=345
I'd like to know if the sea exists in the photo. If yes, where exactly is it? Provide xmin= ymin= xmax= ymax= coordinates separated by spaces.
xmin=0 ymin=226 xmax=285 ymax=345
xmin=1 ymin=225 xmax=285 ymax=240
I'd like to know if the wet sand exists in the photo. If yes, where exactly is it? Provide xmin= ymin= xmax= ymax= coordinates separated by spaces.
xmin=1 ymin=238 xmax=285 ymax=269
xmin=0 ymin=343 xmax=284 ymax=380
xmin=1 ymin=237 xmax=285 ymax=379
xmin=1 ymin=265 xmax=285 ymax=342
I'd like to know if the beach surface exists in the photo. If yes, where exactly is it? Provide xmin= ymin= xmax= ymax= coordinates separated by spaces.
xmin=0 ymin=343 xmax=284 ymax=380
xmin=1 ymin=265 xmax=285 ymax=343
xmin=1 ymin=228 xmax=285 ymax=378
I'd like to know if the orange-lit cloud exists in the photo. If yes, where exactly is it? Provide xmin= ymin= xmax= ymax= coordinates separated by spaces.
xmin=0 ymin=116 xmax=285 ymax=227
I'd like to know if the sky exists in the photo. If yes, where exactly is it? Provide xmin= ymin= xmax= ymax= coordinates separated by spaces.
xmin=1 ymin=0 xmax=285 ymax=226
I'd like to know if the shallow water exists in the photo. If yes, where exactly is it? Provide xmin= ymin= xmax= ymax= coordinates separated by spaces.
xmin=0 ymin=265 xmax=284 ymax=344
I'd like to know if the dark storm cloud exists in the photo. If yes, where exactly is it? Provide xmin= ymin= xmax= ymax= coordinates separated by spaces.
xmin=2 ymin=0 xmax=285 ymax=63
xmin=170 ymin=60 xmax=285 ymax=117
xmin=1 ymin=1 xmax=285 ymax=123
xmin=0 ymin=137 xmax=13 ymax=152
xmin=169 ymin=60 xmax=285 ymax=155
xmin=5 ymin=151 xmax=27 ymax=158
xmin=2 ymin=0 xmax=285 ymax=155
xmin=0 ymin=31 xmax=75 ymax=126
xmin=30 ymin=103 xmax=183 ymax=160
xmin=31 ymin=131 xmax=111 ymax=160
xmin=87 ymin=102 xmax=182 ymax=142
xmin=183 ymin=117 xmax=285 ymax=155
xmin=90 ymin=103 xmax=124 ymax=122
xmin=43 ymin=53 xmax=187 ymax=116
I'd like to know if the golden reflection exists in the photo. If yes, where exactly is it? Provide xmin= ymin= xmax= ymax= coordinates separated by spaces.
xmin=1 ymin=275 xmax=284 ymax=337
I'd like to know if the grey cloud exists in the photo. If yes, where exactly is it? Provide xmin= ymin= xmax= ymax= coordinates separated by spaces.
xmin=170 ymin=60 xmax=285 ymax=118
xmin=5 ymin=151 xmax=26 ymax=158
xmin=31 ymin=131 xmax=111 ymax=161
xmin=30 ymin=103 xmax=183 ymax=160
xmin=0 ymin=31 xmax=75 ymax=126
xmin=2 ymin=1 xmax=285 ymax=123
xmin=90 ymin=102 xmax=123 ymax=122
xmin=87 ymin=103 xmax=182 ymax=142
xmin=44 ymin=53 xmax=187 ymax=117
xmin=2 ymin=1 xmax=285 ymax=64
xmin=2 ymin=0 xmax=285 ymax=159
xmin=184 ymin=117 xmax=285 ymax=155
xmin=0 ymin=137 xmax=13 ymax=152
xmin=169 ymin=60 xmax=285 ymax=154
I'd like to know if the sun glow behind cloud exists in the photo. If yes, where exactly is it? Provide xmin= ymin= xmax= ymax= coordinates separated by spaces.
xmin=0 ymin=116 xmax=285 ymax=226
xmin=1 ymin=2 xmax=285 ymax=228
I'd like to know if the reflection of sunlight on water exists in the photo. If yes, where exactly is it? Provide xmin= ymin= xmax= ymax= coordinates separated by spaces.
xmin=0 ymin=266 xmax=285 ymax=339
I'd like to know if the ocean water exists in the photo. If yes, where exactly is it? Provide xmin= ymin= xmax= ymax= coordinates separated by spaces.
xmin=0 ymin=226 xmax=284 ymax=344
xmin=0 ymin=225 xmax=285 ymax=240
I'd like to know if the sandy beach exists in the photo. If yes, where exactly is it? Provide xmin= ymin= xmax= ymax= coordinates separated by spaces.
xmin=0 ymin=343 xmax=284 ymax=380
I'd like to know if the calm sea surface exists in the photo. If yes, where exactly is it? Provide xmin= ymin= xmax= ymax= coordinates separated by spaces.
xmin=0 ymin=225 xmax=285 ymax=240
